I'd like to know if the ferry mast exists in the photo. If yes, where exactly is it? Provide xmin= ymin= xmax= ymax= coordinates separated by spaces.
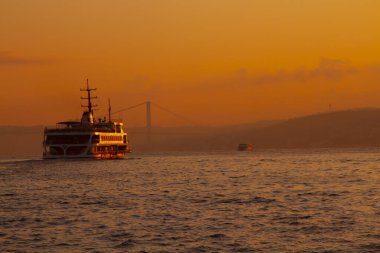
xmin=80 ymin=79 xmax=97 ymax=115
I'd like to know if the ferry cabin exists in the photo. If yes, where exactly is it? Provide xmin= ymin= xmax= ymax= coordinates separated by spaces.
xmin=43 ymin=121 xmax=129 ymax=159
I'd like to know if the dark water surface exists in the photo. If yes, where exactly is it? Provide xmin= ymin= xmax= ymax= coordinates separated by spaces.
xmin=1 ymin=150 xmax=380 ymax=252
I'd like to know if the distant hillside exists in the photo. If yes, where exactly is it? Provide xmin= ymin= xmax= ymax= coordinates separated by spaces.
xmin=141 ymin=108 xmax=380 ymax=151
xmin=2 ymin=109 xmax=380 ymax=157
xmin=242 ymin=108 xmax=380 ymax=148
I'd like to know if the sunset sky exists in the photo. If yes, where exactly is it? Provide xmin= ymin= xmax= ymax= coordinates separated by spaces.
xmin=1 ymin=0 xmax=380 ymax=126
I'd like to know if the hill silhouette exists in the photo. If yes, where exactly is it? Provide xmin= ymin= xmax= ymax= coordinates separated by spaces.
xmin=237 ymin=108 xmax=380 ymax=149
xmin=141 ymin=108 xmax=380 ymax=151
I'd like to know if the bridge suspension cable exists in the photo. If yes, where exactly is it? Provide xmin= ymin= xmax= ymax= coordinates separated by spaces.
xmin=110 ymin=102 xmax=147 ymax=115
xmin=151 ymin=102 xmax=195 ymax=125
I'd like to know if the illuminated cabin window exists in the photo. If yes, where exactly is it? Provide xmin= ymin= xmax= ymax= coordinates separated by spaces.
xmin=100 ymin=136 xmax=122 ymax=142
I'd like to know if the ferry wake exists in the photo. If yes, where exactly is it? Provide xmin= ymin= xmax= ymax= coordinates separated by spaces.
xmin=43 ymin=80 xmax=130 ymax=159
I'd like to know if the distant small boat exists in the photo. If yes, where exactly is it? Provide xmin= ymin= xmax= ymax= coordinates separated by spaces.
xmin=238 ymin=143 xmax=253 ymax=151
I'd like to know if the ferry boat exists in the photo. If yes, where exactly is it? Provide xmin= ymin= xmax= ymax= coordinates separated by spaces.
xmin=237 ymin=143 xmax=253 ymax=151
xmin=43 ymin=80 xmax=130 ymax=159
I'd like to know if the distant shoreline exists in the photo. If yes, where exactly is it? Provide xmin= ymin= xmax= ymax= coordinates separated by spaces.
xmin=2 ymin=108 xmax=380 ymax=156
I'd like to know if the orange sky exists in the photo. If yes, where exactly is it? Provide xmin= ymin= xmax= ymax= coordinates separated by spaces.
xmin=1 ymin=0 xmax=380 ymax=126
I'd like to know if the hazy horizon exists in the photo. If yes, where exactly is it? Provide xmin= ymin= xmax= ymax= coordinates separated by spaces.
xmin=0 ymin=106 xmax=378 ymax=128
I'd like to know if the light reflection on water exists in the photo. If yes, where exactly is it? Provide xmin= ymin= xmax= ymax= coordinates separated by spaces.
xmin=1 ymin=150 xmax=380 ymax=252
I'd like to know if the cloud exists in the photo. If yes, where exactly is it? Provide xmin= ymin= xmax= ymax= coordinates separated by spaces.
xmin=175 ymin=58 xmax=363 ymax=95
xmin=0 ymin=52 xmax=48 ymax=65
xmin=241 ymin=58 xmax=356 ymax=86
xmin=218 ymin=58 xmax=357 ymax=89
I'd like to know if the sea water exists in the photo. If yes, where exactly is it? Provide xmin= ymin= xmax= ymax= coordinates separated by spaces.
xmin=1 ymin=150 xmax=380 ymax=252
